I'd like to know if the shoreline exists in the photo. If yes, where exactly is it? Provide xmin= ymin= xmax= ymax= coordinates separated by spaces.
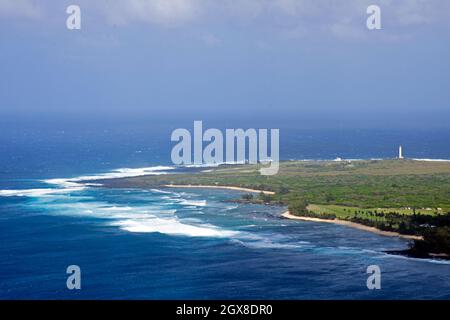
xmin=163 ymin=184 xmax=276 ymax=195
xmin=281 ymin=211 xmax=423 ymax=240
xmin=163 ymin=183 xmax=422 ymax=241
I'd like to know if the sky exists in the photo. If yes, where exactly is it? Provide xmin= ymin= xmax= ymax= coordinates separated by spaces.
xmin=1 ymin=0 xmax=450 ymax=129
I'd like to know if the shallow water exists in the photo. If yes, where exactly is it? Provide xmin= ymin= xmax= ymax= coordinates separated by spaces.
xmin=1 ymin=170 xmax=449 ymax=299
xmin=1 ymin=127 xmax=449 ymax=299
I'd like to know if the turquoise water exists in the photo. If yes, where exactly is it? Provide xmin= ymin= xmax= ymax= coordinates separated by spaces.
xmin=1 ymin=127 xmax=450 ymax=299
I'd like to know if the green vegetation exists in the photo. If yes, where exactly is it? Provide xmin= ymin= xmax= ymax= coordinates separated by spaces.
xmin=101 ymin=159 xmax=450 ymax=210
xmin=241 ymin=193 xmax=254 ymax=201
xmin=411 ymin=227 xmax=450 ymax=255
xmin=305 ymin=204 xmax=450 ymax=236
xmin=97 ymin=159 xmax=450 ymax=256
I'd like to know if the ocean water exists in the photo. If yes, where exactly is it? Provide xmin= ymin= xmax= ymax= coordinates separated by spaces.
xmin=1 ymin=126 xmax=450 ymax=299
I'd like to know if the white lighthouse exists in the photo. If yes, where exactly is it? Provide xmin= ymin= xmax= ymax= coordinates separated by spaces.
xmin=398 ymin=145 xmax=404 ymax=159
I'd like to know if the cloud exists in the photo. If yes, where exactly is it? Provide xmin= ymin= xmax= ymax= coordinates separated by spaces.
xmin=387 ymin=0 xmax=437 ymax=26
xmin=265 ymin=0 xmax=450 ymax=40
xmin=201 ymin=32 xmax=220 ymax=46
xmin=96 ymin=0 xmax=201 ymax=26
xmin=0 ymin=0 xmax=43 ymax=19
xmin=330 ymin=22 xmax=366 ymax=40
xmin=3 ymin=0 xmax=450 ymax=40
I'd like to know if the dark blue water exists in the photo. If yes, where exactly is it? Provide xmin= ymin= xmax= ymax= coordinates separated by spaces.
xmin=1 ymin=126 xmax=450 ymax=299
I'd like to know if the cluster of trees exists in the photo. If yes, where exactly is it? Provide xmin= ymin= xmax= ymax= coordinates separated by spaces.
xmin=240 ymin=192 xmax=278 ymax=204
xmin=288 ymin=199 xmax=336 ymax=220
xmin=411 ymin=227 xmax=450 ymax=255
xmin=353 ymin=210 xmax=392 ymax=217
xmin=348 ymin=211 xmax=450 ymax=235
xmin=240 ymin=190 xmax=450 ymax=256
xmin=241 ymin=194 xmax=254 ymax=201
xmin=288 ymin=199 xmax=308 ymax=215
xmin=349 ymin=211 xmax=450 ymax=255
xmin=258 ymin=192 xmax=274 ymax=203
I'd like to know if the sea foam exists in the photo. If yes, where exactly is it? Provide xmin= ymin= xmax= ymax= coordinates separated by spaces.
xmin=0 ymin=187 xmax=85 ymax=197
xmin=113 ymin=218 xmax=239 ymax=237
xmin=0 ymin=165 xmax=175 ymax=198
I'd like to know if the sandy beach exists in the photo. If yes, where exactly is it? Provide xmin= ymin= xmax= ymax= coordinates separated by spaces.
xmin=164 ymin=184 xmax=422 ymax=240
xmin=163 ymin=184 xmax=276 ymax=195
xmin=282 ymin=211 xmax=423 ymax=240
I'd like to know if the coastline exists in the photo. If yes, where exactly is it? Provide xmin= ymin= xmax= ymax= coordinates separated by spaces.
xmin=281 ymin=211 xmax=423 ymax=240
xmin=163 ymin=183 xmax=422 ymax=241
xmin=163 ymin=184 xmax=276 ymax=195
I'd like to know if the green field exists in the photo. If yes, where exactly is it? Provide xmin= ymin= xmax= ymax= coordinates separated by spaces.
xmin=96 ymin=159 xmax=450 ymax=254
xmin=100 ymin=159 xmax=450 ymax=212
xmin=308 ymin=204 xmax=444 ymax=220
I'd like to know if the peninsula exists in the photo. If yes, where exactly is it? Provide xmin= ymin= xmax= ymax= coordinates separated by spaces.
xmin=94 ymin=159 xmax=450 ymax=259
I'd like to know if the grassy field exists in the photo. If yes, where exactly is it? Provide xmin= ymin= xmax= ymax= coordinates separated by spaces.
xmin=307 ymin=204 xmax=444 ymax=220
xmin=97 ymin=159 xmax=450 ymax=254
xmin=99 ymin=159 xmax=450 ymax=212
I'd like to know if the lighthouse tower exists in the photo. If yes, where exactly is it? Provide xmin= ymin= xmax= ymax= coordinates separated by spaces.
xmin=398 ymin=145 xmax=404 ymax=159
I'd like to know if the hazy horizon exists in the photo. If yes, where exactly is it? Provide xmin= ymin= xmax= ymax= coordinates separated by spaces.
xmin=1 ymin=0 xmax=450 ymax=130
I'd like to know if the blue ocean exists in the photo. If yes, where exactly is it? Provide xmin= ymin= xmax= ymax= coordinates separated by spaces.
xmin=1 ymin=125 xmax=450 ymax=299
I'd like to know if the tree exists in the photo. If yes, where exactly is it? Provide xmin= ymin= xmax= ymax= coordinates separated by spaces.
xmin=258 ymin=192 xmax=273 ymax=203
xmin=242 ymin=193 xmax=254 ymax=201
xmin=412 ymin=226 xmax=450 ymax=255
xmin=325 ymin=193 xmax=335 ymax=203
xmin=279 ymin=186 xmax=290 ymax=194
xmin=288 ymin=199 xmax=309 ymax=216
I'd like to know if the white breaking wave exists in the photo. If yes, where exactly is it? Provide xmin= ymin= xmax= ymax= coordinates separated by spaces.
xmin=113 ymin=218 xmax=239 ymax=237
xmin=178 ymin=199 xmax=207 ymax=207
xmin=1 ymin=163 xmax=238 ymax=238
xmin=44 ymin=165 xmax=175 ymax=188
xmin=0 ymin=187 xmax=85 ymax=197
xmin=150 ymin=188 xmax=173 ymax=194
xmin=6 ymin=183 xmax=287 ymax=241
xmin=28 ymin=192 xmax=240 ymax=238
xmin=412 ymin=158 xmax=450 ymax=162
xmin=0 ymin=165 xmax=175 ymax=198
xmin=297 ymin=157 xmax=450 ymax=162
